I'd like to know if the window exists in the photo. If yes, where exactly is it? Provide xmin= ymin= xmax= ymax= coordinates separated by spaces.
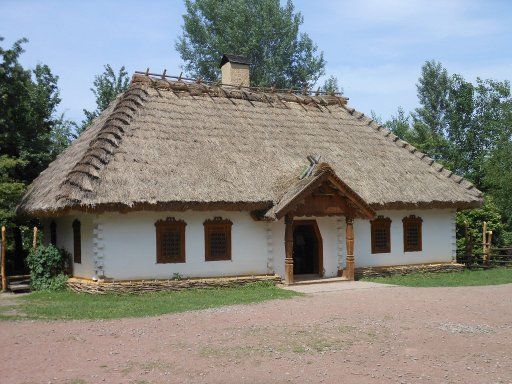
xmin=72 ymin=219 xmax=81 ymax=263
xmin=204 ymin=217 xmax=232 ymax=261
xmin=50 ymin=221 xmax=57 ymax=246
xmin=371 ymin=216 xmax=391 ymax=254
xmin=155 ymin=218 xmax=186 ymax=263
xmin=403 ymin=215 xmax=422 ymax=252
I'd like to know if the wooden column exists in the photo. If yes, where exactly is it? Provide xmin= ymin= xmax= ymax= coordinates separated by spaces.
xmin=284 ymin=214 xmax=294 ymax=285
xmin=343 ymin=217 xmax=355 ymax=281
xmin=32 ymin=226 xmax=38 ymax=250
xmin=1 ymin=226 xmax=6 ymax=292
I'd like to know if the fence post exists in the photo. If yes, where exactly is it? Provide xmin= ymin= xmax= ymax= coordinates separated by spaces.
xmin=482 ymin=222 xmax=488 ymax=266
xmin=464 ymin=221 xmax=473 ymax=267
xmin=32 ymin=226 xmax=38 ymax=250
xmin=487 ymin=231 xmax=493 ymax=265
xmin=1 ymin=226 xmax=6 ymax=292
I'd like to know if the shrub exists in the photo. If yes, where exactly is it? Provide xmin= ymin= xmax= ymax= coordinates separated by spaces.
xmin=27 ymin=244 xmax=68 ymax=291
xmin=457 ymin=196 xmax=512 ymax=251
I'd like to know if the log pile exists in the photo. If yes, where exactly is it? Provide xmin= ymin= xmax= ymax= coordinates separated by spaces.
xmin=67 ymin=275 xmax=281 ymax=294
xmin=355 ymin=263 xmax=465 ymax=279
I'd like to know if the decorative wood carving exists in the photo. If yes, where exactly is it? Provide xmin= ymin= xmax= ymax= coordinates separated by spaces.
xmin=343 ymin=217 xmax=355 ymax=280
xmin=403 ymin=215 xmax=423 ymax=252
xmin=155 ymin=217 xmax=186 ymax=263
xmin=204 ymin=217 xmax=232 ymax=261
xmin=371 ymin=216 xmax=391 ymax=254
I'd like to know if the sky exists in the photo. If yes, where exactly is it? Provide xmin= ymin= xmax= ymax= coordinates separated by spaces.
xmin=1 ymin=0 xmax=511 ymax=123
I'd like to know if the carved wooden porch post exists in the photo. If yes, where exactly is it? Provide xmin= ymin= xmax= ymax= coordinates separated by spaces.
xmin=284 ymin=214 xmax=294 ymax=285
xmin=344 ymin=217 xmax=355 ymax=281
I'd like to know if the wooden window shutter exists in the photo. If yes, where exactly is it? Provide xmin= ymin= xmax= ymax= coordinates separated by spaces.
xmin=371 ymin=216 xmax=391 ymax=254
xmin=72 ymin=219 xmax=81 ymax=264
xmin=50 ymin=221 xmax=57 ymax=246
xmin=403 ymin=215 xmax=423 ymax=252
xmin=155 ymin=218 xmax=186 ymax=263
xmin=204 ymin=217 xmax=232 ymax=261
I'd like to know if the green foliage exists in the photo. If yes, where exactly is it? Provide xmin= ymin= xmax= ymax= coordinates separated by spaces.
xmin=176 ymin=0 xmax=325 ymax=88
xmin=321 ymin=75 xmax=342 ymax=94
xmin=78 ymin=64 xmax=130 ymax=133
xmin=485 ymin=139 xmax=512 ymax=228
xmin=384 ymin=60 xmax=512 ymax=245
xmin=26 ymin=244 xmax=67 ymax=291
xmin=384 ymin=107 xmax=411 ymax=139
xmin=363 ymin=268 xmax=512 ymax=287
xmin=398 ymin=61 xmax=512 ymax=184
xmin=2 ymin=281 xmax=299 ymax=320
xmin=456 ymin=197 xmax=512 ymax=251
xmin=0 ymin=36 xmax=72 ymax=229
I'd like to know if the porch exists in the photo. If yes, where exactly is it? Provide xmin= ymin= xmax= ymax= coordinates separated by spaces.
xmin=268 ymin=162 xmax=375 ymax=285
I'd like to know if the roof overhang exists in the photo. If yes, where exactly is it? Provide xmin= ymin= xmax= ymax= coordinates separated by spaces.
xmin=264 ymin=163 xmax=375 ymax=221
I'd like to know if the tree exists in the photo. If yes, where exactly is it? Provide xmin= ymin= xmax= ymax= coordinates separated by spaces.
xmin=0 ymin=36 xmax=71 ymax=271
xmin=485 ymin=139 xmax=512 ymax=229
xmin=176 ymin=0 xmax=325 ymax=89
xmin=78 ymin=64 xmax=130 ymax=133
xmin=410 ymin=60 xmax=452 ymax=162
xmin=321 ymin=75 xmax=342 ymax=94
xmin=385 ymin=107 xmax=411 ymax=140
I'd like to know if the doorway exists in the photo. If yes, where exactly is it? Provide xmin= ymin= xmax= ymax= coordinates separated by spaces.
xmin=292 ymin=220 xmax=323 ymax=276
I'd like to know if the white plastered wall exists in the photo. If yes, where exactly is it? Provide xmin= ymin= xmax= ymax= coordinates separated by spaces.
xmin=100 ymin=210 xmax=269 ymax=280
xmin=272 ymin=209 xmax=457 ymax=276
xmin=352 ymin=209 xmax=456 ymax=268
xmin=41 ymin=208 xmax=456 ymax=280
xmin=43 ymin=213 xmax=96 ymax=279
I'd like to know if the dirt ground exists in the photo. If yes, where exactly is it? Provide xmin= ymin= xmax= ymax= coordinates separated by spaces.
xmin=1 ymin=283 xmax=512 ymax=384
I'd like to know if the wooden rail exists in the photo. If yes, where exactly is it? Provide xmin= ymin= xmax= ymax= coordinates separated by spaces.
xmin=457 ymin=221 xmax=512 ymax=267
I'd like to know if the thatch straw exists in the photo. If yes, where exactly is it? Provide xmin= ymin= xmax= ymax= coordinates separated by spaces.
xmin=17 ymin=73 xmax=482 ymax=217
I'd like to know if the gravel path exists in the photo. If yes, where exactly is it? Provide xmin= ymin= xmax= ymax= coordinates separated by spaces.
xmin=1 ymin=283 xmax=511 ymax=384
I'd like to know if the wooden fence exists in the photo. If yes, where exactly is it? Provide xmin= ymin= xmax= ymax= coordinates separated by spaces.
xmin=457 ymin=221 xmax=512 ymax=267
xmin=0 ymin=225 xmax=36 ymax=292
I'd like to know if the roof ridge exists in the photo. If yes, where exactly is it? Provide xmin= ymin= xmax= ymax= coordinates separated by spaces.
xmin=341 ymin=105 xmax=482 ymax=198
xmin=131 ymin=74 xmax=347 ymax=108
xmin=56 ymin=82 xmax=149 ymax=204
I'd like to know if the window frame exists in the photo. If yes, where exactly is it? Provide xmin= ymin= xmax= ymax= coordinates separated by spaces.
xmin=403 ymin=215 xmax=423 ymax=252
xmin=155 ymin=217 xmax=186 ymax=264
xmin=204 ymin=217 xmax=233 ymax=262
xmin=371 ymin=216 xmax=391 ymax=254
xmin=50 ymin=220 xmax=57 ymax=246
xmin=72 ymin=219 xmax=81 ymax=264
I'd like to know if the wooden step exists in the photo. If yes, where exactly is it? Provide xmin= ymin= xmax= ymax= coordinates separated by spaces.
xmin=8 ymin=279 xmax=31 ymax=293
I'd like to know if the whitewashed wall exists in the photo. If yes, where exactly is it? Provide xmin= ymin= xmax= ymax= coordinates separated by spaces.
xmin=43 ymin=213 xmax=96 ymax=279
xmin=353 ymin=209 xmax=456 ymax=268
xmin=43 ymin=208 xmax=456 ymax=280
xmin=272 ymin=209 xmax=456 ymax=276
xmin=100 ymin=210 xmax=269 ymax=280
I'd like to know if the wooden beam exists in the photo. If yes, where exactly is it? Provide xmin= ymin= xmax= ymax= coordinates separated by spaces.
xmin=1 ymin=226 xmax=6 ymax=292
xmin=284 ymin=214 xmax=294 ymax=285
xmin=32 ymin=226 xmax=38 ymax=250
xmin=343 ymin=217 xmax=355 ymax=281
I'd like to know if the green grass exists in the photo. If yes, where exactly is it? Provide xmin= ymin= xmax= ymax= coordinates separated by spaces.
xmin=363 ymin=267 xmax=512 ymax=287
xmin=0 ymin=281 xmax=299 ymax=320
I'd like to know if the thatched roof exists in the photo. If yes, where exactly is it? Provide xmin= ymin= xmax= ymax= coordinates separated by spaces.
xmin=17 ymin=73 xmax=482 ymax=218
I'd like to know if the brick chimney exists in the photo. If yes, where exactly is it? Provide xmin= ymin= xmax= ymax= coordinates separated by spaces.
xmin=220 ymin=54 xmax=251 ymax=87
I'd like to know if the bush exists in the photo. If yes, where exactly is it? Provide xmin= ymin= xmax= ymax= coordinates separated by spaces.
xmin=457 ymin=196 xmax=512 ymax=252
xmin=27 ymin=244 xmax=68 ymax=291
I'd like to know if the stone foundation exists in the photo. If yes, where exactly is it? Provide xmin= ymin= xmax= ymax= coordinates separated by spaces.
xmin=355 ymin=263 xmax=465 ymax=279
xmin=68 ymin=274 xmax=281 ymax=294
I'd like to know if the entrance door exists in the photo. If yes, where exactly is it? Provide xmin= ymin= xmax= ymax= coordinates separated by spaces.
xmin=292 ymin=221 xmax=322 ymax=276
